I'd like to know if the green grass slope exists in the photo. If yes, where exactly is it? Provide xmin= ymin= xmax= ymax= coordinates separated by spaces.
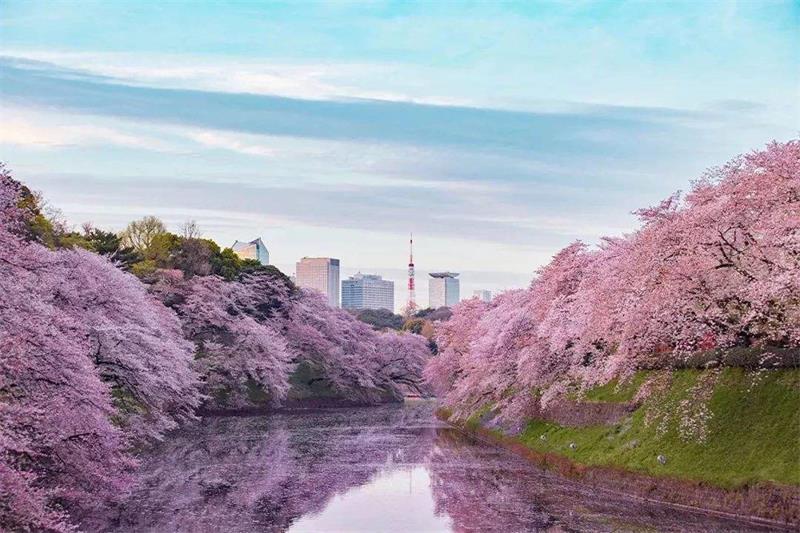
xmin=517 ymin=368 xmax=800 ymax=488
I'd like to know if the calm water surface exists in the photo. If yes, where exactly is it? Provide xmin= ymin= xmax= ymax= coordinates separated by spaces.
xmin=104 ymin=402 xmax=783 ymax=532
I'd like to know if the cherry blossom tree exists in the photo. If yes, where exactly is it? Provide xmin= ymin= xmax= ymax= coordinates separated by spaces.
xmin=374 ymin=330 xmax=432 ymax=398
xmin=427 ymin=140 xmax=800 ymax=424
xmin=283 ymin=288 xmax=431 ymax=404
xmin=2 ymin=162 xmax=432 ymax=529
xmin=153 ymin=270 xmax=432 ymax=410
xmin=153 ymin=271 xmax=295 ymax=409
xmin=423 ymin=298 xmax=488 ymax=401
xmin=1 ymin=168 xmax=200 ymax=530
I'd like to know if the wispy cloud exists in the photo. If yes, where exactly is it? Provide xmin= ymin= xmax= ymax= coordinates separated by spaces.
xmin=183 ymin=130 xmax=278 ymax=159
xmin=3 ymin=54 xmax=793 ymax=275
xmin=0 ymin=107 xmax=174 ymax=151
xmin=1 ymin=56 xmax=743 ymax=158
xmin=0 ymin=50 xmax=470 ymax=105
xmin=1 ymin=0 xmax=796 ymax=284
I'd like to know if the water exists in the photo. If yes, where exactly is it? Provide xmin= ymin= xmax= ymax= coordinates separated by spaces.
xmin=102 ymin=402 xmax=784 ymax=532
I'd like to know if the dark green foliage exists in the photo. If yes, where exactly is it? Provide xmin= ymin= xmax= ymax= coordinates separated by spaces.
xmin=286 ymin=361 xmax=340 ymax=400
xmin=81 ymin=228 xmax=141 ymax=269
xmin=145 ymin=232 xmax=181 ymax=266
xmin=13 ymin=183 xmax=74 ymax=249
xmin=11 ymin=186 xmax=291 ymax=284
xmin=245 ymin=378 xmax=271 ymax=405
xmin=414 ymin=307 xmax=453 ymax=321
xmin=209 ymin=247 xmax=245 ymax=280
xmin=354 ymin=308 xmax=405 ymax=330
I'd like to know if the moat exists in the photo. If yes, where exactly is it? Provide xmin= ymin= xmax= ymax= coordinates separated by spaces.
xmin=99 ymin=402 xmax=781 ymax=532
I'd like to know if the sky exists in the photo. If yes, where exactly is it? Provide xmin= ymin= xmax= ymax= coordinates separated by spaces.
xmin=1 ymin=0 xmax=798 ymax=310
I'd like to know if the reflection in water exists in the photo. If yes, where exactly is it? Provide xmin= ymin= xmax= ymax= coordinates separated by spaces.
xmin=289 ymin=467 xmax=451 ymax=532
xmin=101 ymin=402 xmax=780 ymax=532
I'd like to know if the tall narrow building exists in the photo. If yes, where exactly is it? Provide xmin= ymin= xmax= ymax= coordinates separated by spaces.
xmin=428 ymin=272 xmax=460 ymax=309
xmin=296 ymin=257 xmax=340 ymax=307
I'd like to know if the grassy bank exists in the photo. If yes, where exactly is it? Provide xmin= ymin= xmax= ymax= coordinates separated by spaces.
xmin=514 ymin=368 xmax=799 ymax=489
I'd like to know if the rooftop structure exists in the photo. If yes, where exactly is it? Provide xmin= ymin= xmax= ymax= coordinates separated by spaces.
xmin=429 ymin=272 xmax=460 ymax=278
xmin=428 ymin=272 xmax=460 ymax=308
xmin=231 ymin=237 xmax=270 ymax=265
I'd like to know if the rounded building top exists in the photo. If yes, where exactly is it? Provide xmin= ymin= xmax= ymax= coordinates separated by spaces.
xmin=429 ymin=272 xmax=459 ymax=278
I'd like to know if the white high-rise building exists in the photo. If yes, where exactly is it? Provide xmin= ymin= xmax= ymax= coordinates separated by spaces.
xmin=473 ymin=289 xmax=493 ymax=302
xmin=296 ymin=257 xmax=340 ymax=307
xmin=428 ymin=272 xmax=460 ymax=309
xmin=342 ymin=273 xmax=394 ymax=312
xmin=231 ymin=237 xmax=270 ymax=265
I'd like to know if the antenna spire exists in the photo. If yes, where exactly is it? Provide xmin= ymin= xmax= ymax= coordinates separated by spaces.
xmin=406 ymin=232 xmax=417 ymax=315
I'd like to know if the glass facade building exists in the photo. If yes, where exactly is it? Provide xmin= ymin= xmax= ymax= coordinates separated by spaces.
xmin=295 ymin=257 xmax=341 ymax=307
xmin=342 ymin=273 xmax=394 ymax=312
xmin=231 ymin=238 xmax=270 ymax=265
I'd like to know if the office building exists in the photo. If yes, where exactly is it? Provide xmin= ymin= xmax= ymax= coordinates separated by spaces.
xmin=231 ymin=237 xmax=270 ymax=265
xmin=473 ymin=289 xmax=493 ymax=303
xmin=296 ymin=257 xmax=340 ymax=307
xmin=429 ymin=272 xmax=460 ymax=308
xmin=342 ymin=273 xmax=394 ymax=312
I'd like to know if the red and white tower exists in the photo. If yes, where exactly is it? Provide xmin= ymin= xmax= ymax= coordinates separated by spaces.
xmin=406 ymin=233 xmax=417 ymax=315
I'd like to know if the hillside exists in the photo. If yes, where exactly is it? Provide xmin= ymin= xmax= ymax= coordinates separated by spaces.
xmin=442 ymin=366 xmax=800 ymax=523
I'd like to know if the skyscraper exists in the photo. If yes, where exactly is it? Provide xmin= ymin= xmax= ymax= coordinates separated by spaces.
xmin=428 ymin=272 xmax=460 ymax=308
xmin=473 ymin=289 xmax=493 ymax=302
xmin=231 ymin=237 xmax=270 ymax=265
xmin=342 ymin=273 xmax=394 ymax=312
xmin=296 ymin=257 xmax=340 ymax=307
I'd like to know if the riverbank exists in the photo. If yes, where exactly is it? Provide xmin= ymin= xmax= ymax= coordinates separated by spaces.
xmin=437 ymin=368 xmax=800 ymax=526
xmin=93 ymin=403 xmax=785 ymax=532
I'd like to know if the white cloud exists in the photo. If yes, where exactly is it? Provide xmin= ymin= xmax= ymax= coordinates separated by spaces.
xmin=170 ymin=126 xmax=512 ymax=192
xmin=183 ymin=130 xmax=278 ymax=158
xmin=0 ymin=49 xmax=472 ymax=106
xmin=0 ymin=107 xmax=175 ymax=151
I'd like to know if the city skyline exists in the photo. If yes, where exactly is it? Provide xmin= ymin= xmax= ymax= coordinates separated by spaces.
xmin=2 ymin=1 xmax=796 ymax=291
xmin=193 ymin=229 xmax=519 ymax=309
xmin=286 ymin=250 xmax=506 ymax=311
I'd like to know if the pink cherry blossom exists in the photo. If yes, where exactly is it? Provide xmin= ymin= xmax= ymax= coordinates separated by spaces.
xmin=426 ymin=140 xmax=800 ymax=424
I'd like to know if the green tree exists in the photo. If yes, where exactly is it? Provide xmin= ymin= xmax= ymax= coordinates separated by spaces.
xmin=209 ymin=247 xmax=244 ymax=280
xmin=79 ymin=225 xmax=141 ymax=269
xmin=146 ymin=232 xmax=181 ymax=266
xmin=120 ymin=216 xmax=167 ymax=254
xmin=355 ymin=308 xmax=405 ymax=330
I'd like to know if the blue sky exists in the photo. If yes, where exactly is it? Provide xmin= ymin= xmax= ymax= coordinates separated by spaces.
xmin=1 ymin=0 xmax=797 ymax=309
